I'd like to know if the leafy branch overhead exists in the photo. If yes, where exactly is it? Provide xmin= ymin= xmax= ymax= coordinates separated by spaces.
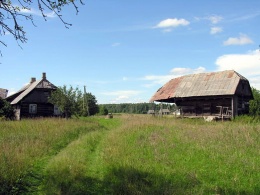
xmin=0 ymin=0 xmax=83 ymax=48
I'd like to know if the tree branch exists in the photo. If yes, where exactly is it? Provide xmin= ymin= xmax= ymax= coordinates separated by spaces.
xmin=0 ymin=0 xmax=83 ymax=53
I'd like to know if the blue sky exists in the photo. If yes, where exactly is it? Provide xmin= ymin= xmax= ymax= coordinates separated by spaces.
xmin=1 ymin=0 xmax=260 ymax=104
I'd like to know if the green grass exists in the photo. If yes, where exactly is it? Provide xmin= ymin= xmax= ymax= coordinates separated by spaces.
xmin=0 ymin=115 xmax=259 ymax=194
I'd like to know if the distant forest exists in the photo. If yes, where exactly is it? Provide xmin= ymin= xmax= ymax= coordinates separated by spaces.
xmin=99 ymin=103 xmax=177 ymax=114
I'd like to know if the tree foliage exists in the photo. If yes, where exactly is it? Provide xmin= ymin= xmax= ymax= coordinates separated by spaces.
xmin=79 ymin=92 xmax=99 ymax=116
xmin=249 ymin=87 xmax=260 ymax=116
xmin=99 ymin=103 xmax=177 ymax=114
xmin=0 ymin=0 xmax=83 ymax=52
xmin=49 ymin=85 xmax=82 ymax=118
xmin=0 ymin=97 xmax=14 ymax=119
xmin=49 ymin=85 xmax=98 ymax=118
xmin=98 ymin=105 xmax=108 ymax=115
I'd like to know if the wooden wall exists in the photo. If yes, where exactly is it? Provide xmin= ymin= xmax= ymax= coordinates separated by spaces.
xmin=175 ymin=95 xmax=250 ymax=117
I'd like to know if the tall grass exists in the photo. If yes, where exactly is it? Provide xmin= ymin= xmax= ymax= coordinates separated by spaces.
xmin=95 ymin=115 xmax=258 ymax=194
xmin=1 ymin=115 xmax=259 ymax=194
xmin=0 ymin=118 xmax=104 ymax=194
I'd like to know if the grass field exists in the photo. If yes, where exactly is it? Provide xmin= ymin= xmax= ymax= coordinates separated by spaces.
xmin=0 ymin=115 xmax=259 ymax=194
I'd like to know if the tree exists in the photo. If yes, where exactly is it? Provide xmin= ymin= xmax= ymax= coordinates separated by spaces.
xmin=249 ymin=87 xmax=260 ymax=116
xmin=49 ymin=85 xmax=82 ymax=119
xmin=99 ymin=105 xmax=108 ymax=115
xmin=0 ymin=0 xmax=83 ymax=53
xmin=84 ymin=92 xmax=99 ymax=116
xmin=0 ymin=97 xmax=14 ymax=119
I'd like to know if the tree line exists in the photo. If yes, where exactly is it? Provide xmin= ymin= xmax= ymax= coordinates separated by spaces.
xmin=99 ymin=103 xmax=177 ymax=114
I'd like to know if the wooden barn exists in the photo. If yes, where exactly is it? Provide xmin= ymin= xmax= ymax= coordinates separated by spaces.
xmin=5 ymin=73 xmax=59 ymax=120
xmin=150 ymin=70 xmax=253 ymax=118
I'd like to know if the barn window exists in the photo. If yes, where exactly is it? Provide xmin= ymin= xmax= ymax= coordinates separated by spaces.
xmin=29 ymin=104 xmax=37 ymax=114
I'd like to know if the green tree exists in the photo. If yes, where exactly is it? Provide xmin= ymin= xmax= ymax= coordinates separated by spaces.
xmin=99 ymin=105 xmax=108 ymax=115
xmin=49 ymin=85 xmax=82 ymax=119
xmin=0 ymin=0 xmax=83 ymax=53
xmin=249 ymin=87 xmax=260 ymax=116
xmin=0 ymin=98 xmax=14 ymax=119
xmin=84 ymin=92 xmax=99 ymax=116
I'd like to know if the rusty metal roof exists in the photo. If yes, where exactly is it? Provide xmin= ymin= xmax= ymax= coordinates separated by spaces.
xmin=150 ymin=70 xmax=250 ymax=102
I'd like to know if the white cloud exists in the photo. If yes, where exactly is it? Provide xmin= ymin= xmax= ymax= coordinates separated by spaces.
xmin=210 ymin=27 xmax=223 ymax=34
xmin=208 ymin=15 xmax=223 ymax=24
xmin=194 ymin=15 xmax=223 ymax=24
xmin=6 ymin=88 xmax=17 ymax=96
xmin=215 ymin=50 xmax=260 ymax=89
xmin=112 ymin=42 xmax=121 ymax=47
xmin=19 ymin=7 xmax=56 ymax=18
xmin=223 ymin=34 xmax=253 ymax=46
xmin=142 ymin=75 xmax=174 ymax=85
xmin=101 ymin=90 xmax=142 ymax=103
xmin=162 ymin=28 xmax=173 ymax=33
xmin=154 ymin=18 xmax=190 ymax=29
xmin=102 ymin=90 xmax=141 ymax=96
xmin=228 ymin=12 xmax=260 ymax=22
xmin=3 ymin=31 xmax=11 ymax=36
xmin=170 ymin=66 xmax=206 ymax=75
xmin=142 ymin=66 xmax=206 ymax=86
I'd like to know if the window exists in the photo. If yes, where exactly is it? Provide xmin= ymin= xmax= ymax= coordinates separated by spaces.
xmin=29 ymin=104 xmax=37 ymax=114
xmin=54 ymin=105 xmax=61 ymax=115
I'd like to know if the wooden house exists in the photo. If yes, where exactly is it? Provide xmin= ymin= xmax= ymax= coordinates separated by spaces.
xmin=158 ymin=108 xmax=170 ymax=115
xmin=5 ymin=73 xmax=59 ymax=120
xmin=150 ymin=70 xmax=253 ymax=118
xmin=147 ymin=109 xmax=155 ymax=115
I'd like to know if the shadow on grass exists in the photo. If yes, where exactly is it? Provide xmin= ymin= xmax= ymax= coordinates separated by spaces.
xmin=50 ymin=166 xmax=260 ymax=195
xmin=7 ymin=166 xmax=259 ymax=195
xmin=50 ymin=166 xmax=201 ymax=195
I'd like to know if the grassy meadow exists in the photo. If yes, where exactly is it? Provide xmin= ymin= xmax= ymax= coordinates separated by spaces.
xmin=0 ymin=115 xmax=259 ymax=194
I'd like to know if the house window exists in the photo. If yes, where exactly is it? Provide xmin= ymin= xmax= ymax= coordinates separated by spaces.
xmin=29 ymin=104 xmax=37 ymax=114
xmin=54 ymin=105 xmax=61 ymax=115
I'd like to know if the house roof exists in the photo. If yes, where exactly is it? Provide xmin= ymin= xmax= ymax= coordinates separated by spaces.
xmin=150 ymin=70 xmax=252 ymax=102
xmin=159 ymin=109 xmax=170 ymax=113
xmin=6 ymin=73 xmax=56 ymax=105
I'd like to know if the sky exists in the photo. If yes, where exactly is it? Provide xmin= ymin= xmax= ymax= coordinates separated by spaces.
xmin=1 ymin=0 xmax=260 ymax=104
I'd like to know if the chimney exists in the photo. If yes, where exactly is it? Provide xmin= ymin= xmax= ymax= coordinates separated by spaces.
xmin=30 ymin=77 xmax=36 ymax=83
xmin=42 ymin=72 xmax=46 ymax=80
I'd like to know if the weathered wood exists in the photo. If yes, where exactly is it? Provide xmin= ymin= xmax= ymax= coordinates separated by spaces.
xmin=5 ymin=73 xmax=58 ymax=120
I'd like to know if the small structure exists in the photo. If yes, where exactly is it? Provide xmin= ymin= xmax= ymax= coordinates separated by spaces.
xmin=158 ymin=108 xmax=170 ymax=115
xmin=150 ymin=70 xmax=253 ymax=118
xmin=106 ymin=113 xmax=113 ymax=119
xmin=147 ymin=110 xmax=155 ymax=115
xmin=5 ymin=73 xmax=59 ymax=120
xmin=0 ymin=88 xmax=8 ymax=99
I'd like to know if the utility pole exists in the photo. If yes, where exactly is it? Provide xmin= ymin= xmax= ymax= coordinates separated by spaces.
xmin=84 ymin=85 xmax=90 ymax=116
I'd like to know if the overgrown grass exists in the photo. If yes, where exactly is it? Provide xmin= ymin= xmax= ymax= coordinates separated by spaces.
xmin=0 ymin=115 xmax=259 ymax=194
xmin=0 ymin=117 xmax=110 ymax=194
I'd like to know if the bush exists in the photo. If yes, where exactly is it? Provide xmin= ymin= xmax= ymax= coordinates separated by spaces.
xmin=0 ymin=98 xmax=14 ymax=119
xmin=249 ymin=87 xmax=260 ymax=116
